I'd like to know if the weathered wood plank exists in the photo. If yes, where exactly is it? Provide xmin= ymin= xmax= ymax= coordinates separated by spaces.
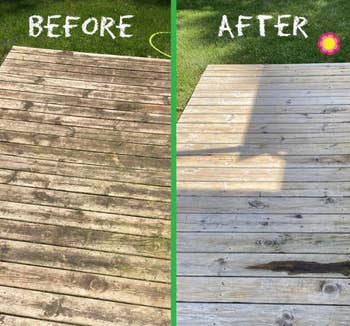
xmin=3 ymin=58 xmax=170 ymax=81
xmin=177 ymin=303 xmax=350 ymax=326
xmin=178 ymin=253 xmax=350 ymax=278
xmin=0 ymin=315 xmax=75 ymax=326
xmin=0 ymin=285 xmax=170 ymax=325
xmin=177 ymin=123 xmax=350 ymax=133
xmin=0 ymin=84 xmax=169 ymax=111
xmin=0 ymin=129 xmax=169 ymax=158
xmin=0 ymin=74 xmax=170 ymax=99
xmin=8 ymin=51 xmax=170 ymax=74
xmin=0 ymin=154 xmax=170 ymax=186
xmin=0 ymin=184 xmax=169 ymax=218
xmin=178 ymin=181 xmax=350 ymax=197
xmin=0 ymin=262 xmax=169 ymax=308
xmin=13 ymin=45 xmax=170 ymax=67
xmin=178 ymin=143 xmax=350 ymax=156
xmin=0 ymin=75 xmax=170 ymax=101
xmin=0 ymin=238 xmax=169 ymax=282
xmin=178 ymin=196 xmax=349 ymax=214
xmin=200 ymin=75 xmax=350 ymax=84
xmin=0 ymin=197 xmax=170 ymax=238
xmin=206 ymin=62 xmax=349 ymax=70
xmin=0 ymin=143 xmax=169 ymax=171
xmin=0 ymin=78 xmax=169 ymax=105
xmin=0 ymin=93 xmax=169 ymax=117
xmin=0 ymin=95 xmax=170 ymax=122
xmin=206 ymin=63 xmax=350 ymax=70
xmin=178 ymin=167 xmax=350 ymax=182
xmin=0 ymin=118 xmax=169 ymax=145
xmin=189 ymin=96 xmax=350 ymax=106
xmin=178 ymin=277 xmax=350 ymax=304
xmin=185 ymin=104 xmax=350 ymax=114
xmin=203 ymin=69 xmax=350 ymax=77
xmin=0 ymin=65 xmax=170 ymax=89
xmin=192 ymin=89 xmax=350 ymax=99
xmin=180 ymin=112 xmax=350 ymax=123
xmin=0 ymin=168 xmax=169 ymax=202
xmin=177 ymin=154 xmax=350 ymax=168
xmin=195 ymin=83 xmax=350 ymax=91
xmin=177 ymin=213 xmax=350 ymax=233
xmin=178 ymin=132 xmax=350 ymax=144
xmin=177 ymin=232 xmax=350 ymax=254
xmin=0 ymin=219 xmax=169 ymax=258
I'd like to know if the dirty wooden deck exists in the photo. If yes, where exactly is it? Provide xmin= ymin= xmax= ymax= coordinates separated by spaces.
xmin=177 ymin=63 xmax=350 ymax=325
xmin=0 ymin=46 xmax=170 ymax=325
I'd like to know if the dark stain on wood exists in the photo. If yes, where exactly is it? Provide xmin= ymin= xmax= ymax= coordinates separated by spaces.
xmin=43 ymin=297 xmax=66 ymax=317
xmin=324 ymin=196 xmax=336 ymax=204
xmin=322 ymin=107 xmax=346 ymax=114
xmin=60 ymin=50 xmax=74 ymax=56
xmin=320 ymin=281 xmax=342 ymax=295
xmin=75 ymin=274 xmax=109 ymax=293
xmin=247 ymin=260 xmax=350 ymax=276
xmin=35 ymin=76 xmax=45 ymax=84
xmin=248 ymin=200 xmax=267 ymax=209
xmin=276 ymin=311 xmax=294 ymax=326
xmin=23 ymin=101 xmax=34 ymax=110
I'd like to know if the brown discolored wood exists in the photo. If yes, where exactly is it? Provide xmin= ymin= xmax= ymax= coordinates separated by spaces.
xmin=0 ymin=238 xmax=169 ymax=282
xmin=0 ymin=219 xmax=170 ymax=258
xmin=0 ymin=314 xmax=75 ymax=326
xmin=0 ymin=285 xmax=170 ymax=326
xmin=0 ymin=154 xmax=170 ymax=186
xmin=0 ymin=47 xmax=170 ymax=324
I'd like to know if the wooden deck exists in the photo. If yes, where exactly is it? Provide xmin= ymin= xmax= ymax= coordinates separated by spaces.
xmin=0 ymin=46 xmax=170 ymax=325
xmin=177 ymin=63 xmax=350 ymax=325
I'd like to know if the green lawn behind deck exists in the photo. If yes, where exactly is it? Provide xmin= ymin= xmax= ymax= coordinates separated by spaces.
xmin=177 ymin=0 xmax=350 ymax=116
xmin=0 ymin=0 xmax=170 ymax=63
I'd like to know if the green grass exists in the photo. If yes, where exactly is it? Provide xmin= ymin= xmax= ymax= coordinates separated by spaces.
xmin=177 ymin=0 xmax=350 ymax=115
xmin=0 ymin=0 xmax=170 ymax=63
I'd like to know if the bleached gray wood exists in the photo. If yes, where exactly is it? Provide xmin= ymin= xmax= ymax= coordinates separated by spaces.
xmin=177 ymin=63 xmax=350 ymax=323
xmin=177 ymin=303 xmax=350 ymax=326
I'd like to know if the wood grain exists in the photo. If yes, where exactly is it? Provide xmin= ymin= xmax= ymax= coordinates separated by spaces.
xmin=177 ymin=63 xmax=350 ymax=323
xmin=178 ymin=303 xmax=350 ymax=326
xmin=0 ymin=47 xmax=170 ymax=324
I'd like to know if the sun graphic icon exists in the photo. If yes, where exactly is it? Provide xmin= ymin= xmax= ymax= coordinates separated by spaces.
xmin=317 ymin=32 xmax=340 ymax=55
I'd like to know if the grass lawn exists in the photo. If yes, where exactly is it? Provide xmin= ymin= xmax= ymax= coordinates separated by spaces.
xmin=177 ymin=0 xmax=350 ymax=115
xmin=0 ymin=0 xmax=170 ymax=63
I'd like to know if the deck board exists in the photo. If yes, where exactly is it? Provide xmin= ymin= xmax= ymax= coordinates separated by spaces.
xmin=0 ymin=46 xmax=170 ymax=325
xmin=177 ymin=63 xmax=350 ymax=324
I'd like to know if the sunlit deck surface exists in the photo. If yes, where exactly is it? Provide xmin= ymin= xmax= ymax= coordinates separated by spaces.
xmin=0 ymin=46 xmax=170 ymax=325
xmin=177 ymin=63 xmax=350 ymax=325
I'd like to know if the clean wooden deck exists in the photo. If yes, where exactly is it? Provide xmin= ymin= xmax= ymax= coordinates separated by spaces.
xmin=0 ymin=46 xmax=170 ymax=325
xmin=177 ymin=63 xmax=350 ymax=325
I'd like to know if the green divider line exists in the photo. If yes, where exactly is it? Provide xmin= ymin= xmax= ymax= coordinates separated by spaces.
xmin=170 ymin=0 xmax=177 ymax=325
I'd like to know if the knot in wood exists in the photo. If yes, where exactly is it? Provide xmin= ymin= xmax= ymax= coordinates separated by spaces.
xmin=248 ymin=200 xmax=267 ymax=209
xmin=321 ymin=281 xmax=342 ymax=295
xmin=42 ymin=230 xmax=53 ymax=239
xmin=89 ymin=277 xmax=109 ymax=292
xmin=256 ymin=238 xmax=281 ymax=248
xmin=43 ymin=298 xmax=64 ymax=317
xmin=276 ymin=311 xmax=294 ymax=326
xmin=324 ymin=196 xmax=336 ymax=204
